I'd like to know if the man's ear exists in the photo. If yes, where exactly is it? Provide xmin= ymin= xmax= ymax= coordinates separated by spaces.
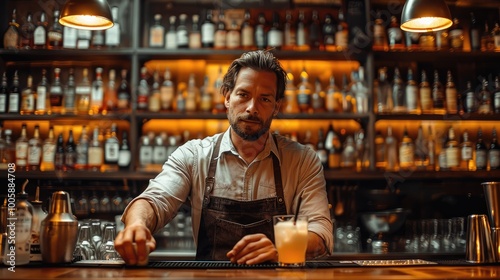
xmin=224 ymin=94 xmax=230 ymax=108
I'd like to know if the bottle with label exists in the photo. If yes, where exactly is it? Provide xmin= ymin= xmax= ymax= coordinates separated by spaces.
xmin=406 ymin=68 xmax=419 ymax=114
xmin=308 ymin=10 xmax=321 ymax=50
xmin=460 ymin=130 xmax=473 ymax=171
xmin=432 ymin=70 xmax=445 ymax=114
xmin=493 ymin=23 xmax=500 ymax=51
xmin=239 ymin=10 xmax=254 ymax=49
xmin=88 ymin=127 xmax=103 ymax=171
xmin=323 ymin=13 xmax=336 ymax=51
xmin=75 ymin=126 xmax=89 ymax=170
xmin=399 ymin=126 xmax=414 ymax=170
xmin=0 ymin=129 xmax=15 ymax=169
xmin=375 ymin=67 xmax=392 ymax=114
xmin=3 ymin=9 xmax=19 ymax=49
xmin=40 ymin=126 xmax=56 ymax=171
xmin=418 ymin=32 xmax=435 ymax=50
xmin=118 ymin=130 xmax=131 ymax=170
xmin=15 ymin=123 xmax=29 ymax=170
xmin=103 ymin=123 xmax=120 ymax=171
xmin=27 ymin=124 xmax=42 ymax=170
xmin=54 ymin=133 xmax=65 ymax=171
xmin=77 ymin=28 xmax=92 ymax=49
xmin=311 ymin=78 xmax=325 ymax=112
xmin=90 ymin=67 xmax=104 ymax=114
xmin=462 ymin=81 xmax=476 ymax=113
xmin=419 ymin=70 xmax=432 ymax=114
xmin=469 ymin=13 xmax=480 ymax=51
xmin=105 ymin=6 xmax=121 ymax=48
xmin=226 ymin=19 xmax=241 ymax=49
xmin=213 ymin=11 xmax=226 ymax=49
xmin=8 ymin=70 xmax=21 ymax=114
xmin=47 ymin=10 xmax=62 ymax=49
xmin=75 ymin=68 xmax=92 ymax=114
xmin=139 ymin=134 xmax=153 ymax=170
xmin=176 ymin=14 xmax=189 ymax=49
xmin=385 ymin=126 xmax=398 ymax=171
xmin=325 ymin=75 xmax=342 ymax=113
xmin=255 ymin=13 xmax=268 ymax=50
xmin=103 ymin=69 xmax=117 ymax=112
xmin=62 ymin=24 xmax=77 ymax=49
xmin=20 ymin=12 xmax=35 ymax=49
xmin=436 ymin=28 xmax=449 ymax=50
xmin=0 ymin=72 xmax=8 ymax=113
xmin=185 ymin=74 xmax=199 ymax=112
xmin=494 ymin=76 xmax=500 ymax=113
xmin=353 ymin=67 xmax=369 ymax=114
xmin=35 ymin=69 xmax=50 ymax=115
xmin=29 ymin=186 xmax=46 ymax=262
xmin=477 ymin=78 xmax=492 ymax=114
xmin=446 ymin=126 xmax=460 ymax=171
xmin=281 ymin=10 xmax=295 ymax=51
xmin=388 ymin=16 xmax=404 ymax=50
xmin=199 ymin=76 xmax=213 ymax=112
xmin=427 ymin=126 xmax=436 ymax=170
xmin=414 ymin=125 xmax=428 ymax=169
xmin=489 ymin=127 xmax=500 ymax=170
xmin=165 ymin=15 xmax=177 ymax=49
xmin=64 ymin=129 xmax=77 ymax=170
xmin=149 ymin=70 xmax=161 ymax=112
xmin=63 ymin=68 xmax=76 ymax=114
xmin=117 ymin=69 xmax=130 ymax=110
xmin=296 ymin=67 xmax=312 ymax=113
xmin=445 ymin=70 xmax=457 ymax=114
xmin=341 ymin=136 xmax=356 ymax=169
xmin=335 ymin=9 xmax=349 ymax=51
xmin=325 ymin=123 xmax=341 ymax=169
xmin=315 ymin=128 xmax=328 ymax=168
xmin=21 ymin=75 xmax=35 ymax=115
xmin=341 ymin=73 xmax=353 ymax=113
xmin=160 ymin=68 xmax=175 ymax=111
xmin=282 ymin=70 xmax=299 ymax=114
xmin=153 ymin=134 xmax=167 ymax=166
xmin=476 ymin=128 xmax=488 ymax=170
xmin=201 ymin=10 xmax=215 ymax=48
xmin=448 ymin=18 xmax=464 ymax=50
xmin=50 ymin=68 xmax=63 ymax=114
xmin=374 ymin=131 xmax=386 ymax=170
xmin=188 ymin=14 xmax=201 ymax=49
xmin=372 ymin=13 xmax=387 ymax=51
xmin=405 ymin=31 xmax=420 ymax=51
xmin=91 ymin=29 xmax=105 ymax=49
xmin=392 ymin=67 xmax=406 ymax=113
xmin=137 ymin=67 xmax=150 ymax=110
xmin=149 ymin=14 xmax=165 ymax=47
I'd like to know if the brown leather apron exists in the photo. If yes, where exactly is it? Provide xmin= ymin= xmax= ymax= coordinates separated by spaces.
xmin=195 ymin=134 xmax=287 ymax=260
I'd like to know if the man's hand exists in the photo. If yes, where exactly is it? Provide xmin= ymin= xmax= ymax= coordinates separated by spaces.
xmin=114 ymin=222 xmax=156 ymax=266
xmin=226 ymin=233 xmax=278 ymax=265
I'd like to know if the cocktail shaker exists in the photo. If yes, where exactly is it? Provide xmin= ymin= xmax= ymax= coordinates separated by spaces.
xmin=482 ymin=182 xmax=500 ymax=262
xmin=465 ymin=214 xmax=496 ymax=263
xmin=40 ymin=191 xmax=79 ymax=263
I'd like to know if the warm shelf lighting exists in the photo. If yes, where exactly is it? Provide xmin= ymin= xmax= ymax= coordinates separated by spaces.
xmin=59 ymin=0 xmax=114 ymax=30
xmin=400 ymin=0 xmax=452 ymax=32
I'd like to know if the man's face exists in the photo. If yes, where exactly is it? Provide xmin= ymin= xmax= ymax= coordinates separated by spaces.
xmin=225 ymin=68 xmax=281 ymax=141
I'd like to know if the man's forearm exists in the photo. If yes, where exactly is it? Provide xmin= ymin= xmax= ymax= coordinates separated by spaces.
xmin=306 ymin=231 xmax=327 ymax=259
xmin=123 ymin=198 xmax=158 ymax=231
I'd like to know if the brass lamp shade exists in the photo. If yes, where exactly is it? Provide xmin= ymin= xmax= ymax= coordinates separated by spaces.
xmin=59 ymin=0 xmax=114 ymax=30
xmin=400 ymin=0 xmax=452 ymax=32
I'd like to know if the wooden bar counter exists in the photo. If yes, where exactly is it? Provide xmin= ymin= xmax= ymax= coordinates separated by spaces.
xmin=2 ymin=261 xmax=499 ymax=280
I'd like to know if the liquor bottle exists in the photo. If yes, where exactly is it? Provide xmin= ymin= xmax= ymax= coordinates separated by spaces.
xmin=489 ymin=127 xmax=500 ymax=170
xmin=201 ymin=10 xmax=215 ymax=48
xmin=118 ymin=130 xmax=131 ymax=170
xmin=189 ymin=14 xmax=201 ymax=49
xmin=87 ymin=127 xmax=103 ymax=171
xmin=268 ymin=12 xmax=283 ymax=50
xmin=103 ymin=123 xmax=120 ymax=171
xmin=255 ymin=12 xmax=268 ymax=49
xmin=372 ymin=13 xmax=387 ymax=51
xmin=310 ymin=78 xmax=325 ymax=112
xmin=477 ymin=78 xmax=492 ymax=114
xmin=16 ymin=123 xmax=29 ymax=170
xmin=117 ymin=69 xmax=130 ymax=110
xmin=414 ymin=125 xmax=428 ymax=169
xmin=3 ymin=9 xmax=19 ymax=49
xmin=27 ymin=124 xmax=42 ymax=170
xmin=176 ymin=14 xmax=189 ymax=49
xmin=406 ymin=68 xmax=419 ymax=114
xmin=63 ymin=68 xmax=76 ymax=114
xmin=448 ymin=18 xmax=464 ymax=51
xmin=432 ymin=70 xmax=445 ymax=114
xmin=139 ymin=134 xmax=153 ymax=170
xmin=165 ymin=15 xmax=177 ymax=49
xmin=175 ymin=81 xmax=186 ymax=112
xmin=7 ymin=183 xmax=33 ymax=265
xmin=494 ymin=76 xmax=500 ymax=113
xmin=153 ymin=134 xmax=167 ymax=165
xmin=212 ymin=66 xmax=225 ymax=113
xmin=20 ymin=12 xmax=35 ymax=49
xmin=374 ymin=131 xmax=386 ymax=169
xmin=35 ymin=69 xmax=50 ymax=115
xmin=475 ymin=128 xmax=487 ymax=170
xmin=309 ymin=10 xmax=321 ymax=50
xmin=281 ymin=70 xmax=298 ymax=114
xmin=325 ymin=75 xmax=341 ymax=113
xmin=469 ymin=13 xmax=480 ymax=51
xmin=341 ymin=136 xmax=356 ymax=169
xmin=199 ymin=76 xmax=213 ymax=112
xmin=315 ymin=128 xmax=328 ymax=168
xmin=418 ymin=32 xmax=435 ymax=50
xmin=50 ymin=68 xmax=63 ymax=114
xmin=325 ymin=123 xmax=341 ymax=169
xmin=388 ymin=16 xmax=404 ymax=50
xmin=445 ymin=70 xmax=457 ymax=114
xmin=64 ymin=129 xmax=77 ymax=170
xmin=341 ymin=73 xmax=353 ymax=113
xmin=149 ymin=14 xmax=165 ymax=47
xmin=323 ymin=13 xmax=336 ymax=51
xmin=405 ymin=31 xmax=420 ymax=51
xmin=419 ymin=70 xmax=432 ymax=114
xmin=105 ymin=6 xmax=121 ymax=48
xmin=460 ymin=130 xmax=473 ymax=171
xmin=75 ymin=126 xmax=89 ymax=170
xmin=0 ymin=72 xmax=8 ymax=113
xmin=103 ymin=69 xmax=117 ymax=112
xmin=463 ymin=81 xmax=476 ymax=113
xmin=335 ymin=9 xmax=349 ymax=51
xmin=75 ymin=68 xmax=91 ymax=114
xmin=8 ymin=70 xmax=21 ymax=114
xmin=494 ymin=23 xmax=500 ymax=51
xmin=21 ymin=75 xmax=35 ymax=115
xmin=90 ymin=67 xmax=104 ymax=114
xmin=160 ymin=68 xmax=175 ymax=111
xmin=47 ymin=10 xmax=62 ymax=49
xmin=0 ymin=129 xmax=15 ymax=169
xmin=445 ymin=126 xmax=460 ymax=171
xmin=385 ymin=126 xmax=398 ymax=171
xmin=436 ymin=28 xmax=449 ymax=50
xmin=375 ymin=67 xmax=392 ymax=113
xmin=399 ymin=126 xmax=414 ymax=170
xmin=353 ymin=67 xmax=369 ymax=114
xmin=137 ymin=67 xmax=150 ymax=110
xmin=40 ymin=126 xmax=55 ymax=171
xmin=149 ymin=70 xmax=161 ymax=112
xmin=54 ymin=132 xmax=65 ymax=171
xmin=283 ymin=10 xmax=296 ymax=51
xmin=185 ymin=74 xmax=199 ymax=112
xmin=427 ymin=126 xmax=436 ymax=170
xmin=213 ymin=11 xmax=226 ymax=49
xmin=62 ymin=24 xmax=77 ymax=49
xmin=481 ymin=23 xmax=495 ymax=51
xmin=91 ymin=29 xmax=104 ymax=49
xmin=226 ymin=19 xmax=241 ymax=49
xmin=392 ymin=67 xmax=406 ymax=113
xmin=296 ymin=67 xmax=312 ymax=113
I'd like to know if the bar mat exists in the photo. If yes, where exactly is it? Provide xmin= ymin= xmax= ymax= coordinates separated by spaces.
xmin=147 ymin=260 xmax=359 ymax=269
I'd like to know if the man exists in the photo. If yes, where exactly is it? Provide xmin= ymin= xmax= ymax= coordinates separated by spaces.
xmin=114 ymin=50 xmax=333 ymax=265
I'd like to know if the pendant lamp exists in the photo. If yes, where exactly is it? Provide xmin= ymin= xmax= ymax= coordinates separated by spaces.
xmin=59 ymin=0 xmax=114 ymax=30
xmin=400 ymin=0 xmax=452 ymax=32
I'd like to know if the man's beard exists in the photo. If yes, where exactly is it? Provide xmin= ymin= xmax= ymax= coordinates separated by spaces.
xmin=229 ymin=113 xmax=273 ymax=141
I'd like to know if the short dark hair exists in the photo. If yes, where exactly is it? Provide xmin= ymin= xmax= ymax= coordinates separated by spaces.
xmin=220 ymin=50 xmax=287 ymax=101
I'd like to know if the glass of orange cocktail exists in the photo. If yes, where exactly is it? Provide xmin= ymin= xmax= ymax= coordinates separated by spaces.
xmin=273 ymin=215 xmax=308 ymax=267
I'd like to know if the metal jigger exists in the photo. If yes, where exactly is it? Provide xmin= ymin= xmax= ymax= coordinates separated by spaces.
xmin=482 ymin=182 xmax=500 ymax=262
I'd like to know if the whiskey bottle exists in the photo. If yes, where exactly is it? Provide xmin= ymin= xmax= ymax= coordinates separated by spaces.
xmin=475 ymin=128 xmax=488 ymax=170
xmin=87 ymin=127 xmax=103 ymax=171
xmin=494 ymin=76 xmax=500 ymax=113
xmin=341 ymin=73 xmax=353 ymax=113
xmin=201 ymin=10 xmax=215 ymax=48
xmin=15 ymin=123 xmax=29 ymax=170
xmin=76 ymin=29 xmax=91 ymax=49
xmin=445 ymin=70 xmax=457 ymax=114
xmin=148 ymin=70 xmax=161 ymax=112
xmin=176 ymin=14 xmax=189 ymax=49
xmin=282 ymin=70 xmax=299 ymax=114
xmin=47 ymin=10 xmax=62 ymax=49
xmin=372 ymin=13 xmax=387 ymax=51
xmin=213 ymin=11 xmax=226 ymax=49
xmin=241 ymin=10 xmax=255 ymax=49
xmin=392 ymin=67 xmax=406 ymax=113
xmin=295 ymin=10 xmax=308 ymax=51
xmin=20 ymin=12 xmax=35 ymax=50
xmin=63 ymin=68 xmax=76 ymax=114
xmin=481 ymin=23 xmax=495 ymax=51
xmin=21 ymin=75 xmax=35 ymax=115
xmin=103 ymin=123 xmax=120 ymax=171
xmin=91 ymin=30 xmax=104 ymax=49
xmin=406 ymin=68 xmax=419 ymax=114
xmin=463 ymin=81 xmax=476 ymax=113
xmin=62 ymin=24 xmax=77 ymax=49
xmin=493 ymin=23 xmax=500 ymax=51
xmin=54 ymin=133 xmax=65 ymax=171
xmin=3 ymin=9 xmax=19 ymax=49
xmin=323 ymin=13 xmax=336 ymax=51
xmin=399 ymin=126 xmax=414 ymax=170
xmin=0 ymin=72 xmax=8 ymax=113
xmin=185 ymin=74 xmax=199 ymax=112
xmin=153 ymin=134 xmax=167 ymax=165
xmin=374 ymin=131 xmax=386 ymax=169
xmin=255 ymin=13 xmax=268 ymax=49
xmin=460 ymin=130 xmax=473 ymax=171
xmin=105 ymin=6 xmax=121 ymax=48
xmin=296 ymin=67 xmax=312 ymax=113
xmin=0 ymin=129 xmax=15 ymax=169
xmin=137 ymin=67 xmax=150 ymax=110
xmin=226 ymin=19 xmax=241 ymax=49
xmin=75 ymin=68 xmax=91 ymax=114
xmin=385 ymin=126 xmax=398 ymax=171
xmin=315 ymin=128 xmax=328 ymax=168
xmin=40 ymin=126 xmax=55 ymax=171
xmin=188 ymin=14 xmax=201 ymax=49
xmin=341 ymin=136 xmax=356 ymax=169
xmin=35 ymin=69 xmax=50 ymax=115
xmin=117 ymin=69 xmax=130 ymax=110
xmin=325 ymin=75 xmax=341 ymax=113
xmin=283 ymin=10 xmax=296 ymax=51
xmin=90 ymin=67 xmax=104 ymax=114
xmin=64 ymin=129 xmax=77 ymax=170
xmin=118 ymin=131 xmax=131 ymax=170
xmin=414 ymin=125 xmax=428 ymax=169
xmin=375 ymin=67 xmax=392 ymax=113
xmin=309 ymin=10 xmax=321 ymax=50
xmin=7 ymin=70 xmax=21 ymax=114
xmin=212 ymin=66 xmax=225 ymax=113
xmin=27 ymin=125 xmax=42 ymax=170
xmin=199 ymin=76 xmax=213 ymax=112
xmin=160 ymin=68 xmax=175 ymax=111
xmin=448 ymin=18 xmax=464 ymax=51
xmin=388 ymin=16 xmax=404 ymax=50
xmin=49 ymin=68 xmax=63 ymax=114
xmin=477 ymin=78 xmax=492 ymax=114
xmin=432 ymin=70 xmax=445 ymax=114
xmin=405 ymin=31 xmax=420 ymax=50
xmin=445 ymin=126 xmax=460 ymax=171
xmin=419 ymin=70 xmax=432 ymax=114
xmin=325 ymin=123 xmax=341 ymax=169
xmin=75 ymin=126 xmax=89 ymax=170
xmin=469 ymin=13 xmax=481 ymax=51
xmin=149 ymin=14 xmax=165 ymax=48
xmin=310 ymin=78 xmax=325 ymax=112
xmin=103 ymin=69 xmax=117 ymax=112
xmin=139 ymin=134 xmax=153 ymax=170
xmin=353 ymin=67 xmax=369 ymax=114
xmin=427 ymin=126 xmax=436 ymax=170
xmin=489 ymin=127 xmax=500 ymax=170
xmin=335 ymin=9 xmax=349 ymax=51
xmin=165 ymin=15 xmax=177 ymax=49
xmin=436 ymin=29 xmax=449 ymax=50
